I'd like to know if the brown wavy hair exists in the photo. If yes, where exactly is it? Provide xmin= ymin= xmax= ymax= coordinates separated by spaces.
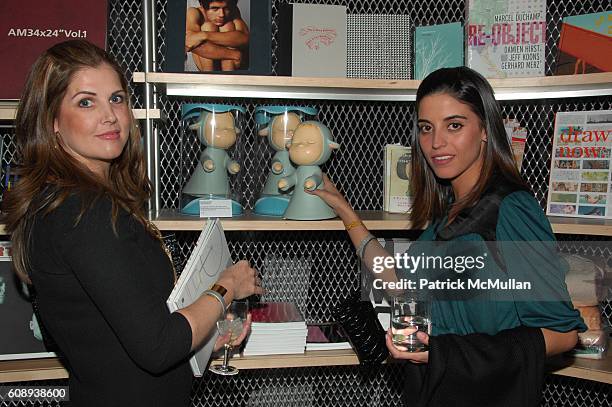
xmin=2 ymin=40 xmax=156 ymax=283
xmin=410 ymin=67 xmax=527 ymax=229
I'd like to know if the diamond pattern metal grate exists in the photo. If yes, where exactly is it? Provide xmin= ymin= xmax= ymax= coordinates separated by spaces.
xmin=1 ymin=371 xmax=610 ymax=407
xmin=108 ymin=0 xmax=145 ymax=108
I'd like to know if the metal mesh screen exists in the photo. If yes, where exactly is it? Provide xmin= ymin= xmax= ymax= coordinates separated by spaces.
xmin=107 ymin=0 xmax=145 ymax=108
xmin=1 ymin=372 xmax=610 ymax=407
xmin=0 ymin=129 xmax=17 ymax=196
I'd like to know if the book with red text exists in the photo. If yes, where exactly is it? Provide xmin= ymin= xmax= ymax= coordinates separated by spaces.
xmin=546 ymin=110 xmax=612 ymax=219
xmin=466 ymin=0 xmax=546 ymax=79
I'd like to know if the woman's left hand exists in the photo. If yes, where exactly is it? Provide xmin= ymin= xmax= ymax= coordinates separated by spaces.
xmin=213 ymin=314 xmax=252 ymax=352
xmin=385 ymin=328 xmax=429 ymax=363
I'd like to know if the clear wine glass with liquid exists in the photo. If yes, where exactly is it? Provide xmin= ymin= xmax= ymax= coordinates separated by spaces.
xmin=209 ymin=299 xmax=248 ymax=376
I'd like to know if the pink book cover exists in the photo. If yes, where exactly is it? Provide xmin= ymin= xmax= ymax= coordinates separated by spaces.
xmin=0 ymin=0 xmax=108 ymax=99
xmin=250 ymin=302 xmax=305 ymax=324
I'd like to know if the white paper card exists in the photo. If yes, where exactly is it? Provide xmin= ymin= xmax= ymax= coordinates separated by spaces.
xmin=291 ymin=4 xmax=347 ymax=77
xmin=199 ymin=199 xmax=232 ymax=218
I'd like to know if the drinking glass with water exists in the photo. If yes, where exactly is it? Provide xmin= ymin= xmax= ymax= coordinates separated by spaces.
xmin=391 ymin=294 xmax=431 ymax=352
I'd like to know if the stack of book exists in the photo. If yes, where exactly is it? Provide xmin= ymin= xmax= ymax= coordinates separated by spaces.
xmin=243 ymin=302 xmax=308 ymax=356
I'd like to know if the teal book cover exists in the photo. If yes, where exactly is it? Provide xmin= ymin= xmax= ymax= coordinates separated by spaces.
xmin=414 ymin=22 xmax=463 ymax=80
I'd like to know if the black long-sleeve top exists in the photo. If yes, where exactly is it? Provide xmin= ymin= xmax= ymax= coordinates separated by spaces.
xmin=29 ymin=194 xmax=193 ymax=406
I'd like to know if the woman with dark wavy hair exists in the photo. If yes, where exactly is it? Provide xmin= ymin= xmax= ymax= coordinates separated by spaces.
xmin=312 ymin=66 xmax=585 ymax=405
xmin=2 ymin=40 xmax=262 ymax=406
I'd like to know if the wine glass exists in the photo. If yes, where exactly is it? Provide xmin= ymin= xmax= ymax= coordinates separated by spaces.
xmin=209 ymin=299 xmax=248 ymax=376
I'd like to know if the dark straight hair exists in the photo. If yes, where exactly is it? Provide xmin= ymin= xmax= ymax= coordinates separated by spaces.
xmin=199 ymin=0 xmax=238 ymax=9
xmin=410 ymin=66 xmax=527 ymax=229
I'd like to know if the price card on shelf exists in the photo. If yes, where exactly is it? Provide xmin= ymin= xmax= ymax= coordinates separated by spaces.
xmin=199 ymin=199 xmax=232 ymax=218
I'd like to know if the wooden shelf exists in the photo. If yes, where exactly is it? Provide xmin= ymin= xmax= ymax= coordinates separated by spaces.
xmin=0 ymin=101 xmax=160 ymax=121
xmin=547 ymin=353 xmax=612 ymax=385
xmin=150 ymin=209 xmax=612 ymax=235
xmin=133 ymin=71 xmax=612 ymax=101
xmin=0 ymin=214 xmax=609 ymax=235
xmin=0 ymin=101 xmax=18 ymax=120
xmin=214 ymin=349 xmax=360 ymax=370
xmin=549 ymin=216 xmax=612 ymax=236
xmin=152 ymin=209 xmax=412 ymax=231
xmin=2 ymin=351 xmax=610 ymax=384
xmin=0 ymin=358 xmax=68 ymax=383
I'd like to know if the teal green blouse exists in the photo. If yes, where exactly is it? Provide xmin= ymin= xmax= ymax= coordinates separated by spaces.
xmin=411 ymin=191 xmax=587 ymax=336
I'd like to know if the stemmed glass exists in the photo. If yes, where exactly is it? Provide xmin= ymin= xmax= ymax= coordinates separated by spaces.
xmin=209 ymin=299 xmax=248 ymax=376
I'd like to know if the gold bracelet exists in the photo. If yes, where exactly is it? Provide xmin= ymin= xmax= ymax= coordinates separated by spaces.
xmin=344 ymin=220 xmax=364 ymax=231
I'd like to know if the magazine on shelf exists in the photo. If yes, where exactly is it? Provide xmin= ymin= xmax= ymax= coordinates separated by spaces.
xmin=546 ymin=110 xmax=612 ymax=219
xmin=278 ymin=3 xmax=347 ymax=77
xmin=166 ymin=219 xmax=232 ymax=377
xmin=165 ymin=0 xmax=272 ymax=75
xmin=554 ymin=11 xmax=612 ymax=75
xmin=384 ymin=144 xmax=412 ymax=213
xmin=504 ymin=118 xmax=528 ymax=172
xmin=414 ymin=22 xmax=463 ymax=80
xmin=347 ymin=14 xmax=412 ymax=80
xmin=466 ymin=0 xmax=546 ymax=78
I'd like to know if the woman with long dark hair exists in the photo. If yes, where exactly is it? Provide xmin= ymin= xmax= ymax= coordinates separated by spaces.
xmin=3 ymin=40 xmax=262 ymax=406
xmin=312 ymin=66 xmax=585 ymax=404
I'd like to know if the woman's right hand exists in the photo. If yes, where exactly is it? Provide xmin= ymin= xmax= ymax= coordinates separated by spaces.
xmin=306 ymin=174 xmax=355 ymax=220
xmin=217 ymin=260 xmax=263 ymax=300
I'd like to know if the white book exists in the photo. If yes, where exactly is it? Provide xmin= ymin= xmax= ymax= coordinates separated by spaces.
xmin=291 ymin=4 xmax=347 ymax=77
xmin=306 ymin=342 xmax=352 ymax=351
xmin=166 ymin=219 xmax=232 ymax=376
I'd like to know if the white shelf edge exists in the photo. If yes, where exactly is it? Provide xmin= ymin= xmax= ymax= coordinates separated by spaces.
xmin=135 ymin=72 xmax=612 ymax=101
xmin=166 ymin=83 xmax=418 ymax=101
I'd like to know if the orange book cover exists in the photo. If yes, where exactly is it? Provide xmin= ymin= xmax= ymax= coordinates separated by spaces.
xmin=555 ymin=11 xmax=612 ymax=75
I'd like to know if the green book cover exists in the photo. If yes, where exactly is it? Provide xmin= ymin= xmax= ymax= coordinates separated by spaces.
xmin=414 ymin=22 xmax=464 ymax=80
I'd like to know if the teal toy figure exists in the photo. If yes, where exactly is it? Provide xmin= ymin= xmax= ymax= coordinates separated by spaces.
xmin=253 ymin=106 xmax=318 ymax=216
xmin=181 ymin=104 xmax=245 ymax=216
xmin=278 ymin=121 xmax=340 ymax=220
